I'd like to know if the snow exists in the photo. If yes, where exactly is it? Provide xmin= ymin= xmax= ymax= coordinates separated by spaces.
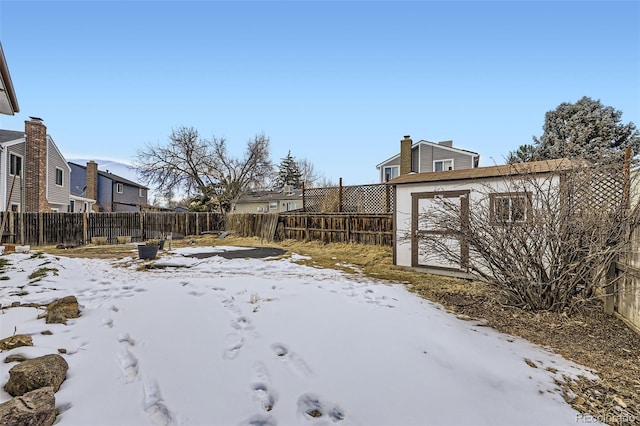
xmin=0 ymin=248 xmax=599 ymax=425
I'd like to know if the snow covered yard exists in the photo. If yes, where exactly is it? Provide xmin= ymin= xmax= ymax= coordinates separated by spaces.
xmin=0 ymin=248 xmax=598 ymax=425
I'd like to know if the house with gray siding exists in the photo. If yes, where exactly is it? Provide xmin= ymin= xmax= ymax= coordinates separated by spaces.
xmin=234 ymin=187 xmax=303 ymax=213
xmin=69 ymin=161 xmax=148 ymax=212
xmin=376 ymin=136 xmax=480 ymax=182
xmin=0 ymin=118 xmax=71 ymax=212
xmin=0 ymin=42 xmax=20 ymax=116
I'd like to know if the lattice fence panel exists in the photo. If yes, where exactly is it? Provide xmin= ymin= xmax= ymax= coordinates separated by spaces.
xmin=304 ymin=184 xmax=394 ymax=213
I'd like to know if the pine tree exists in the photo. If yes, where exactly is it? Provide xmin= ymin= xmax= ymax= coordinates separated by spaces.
xmin=275 ymin=151 xmax=302 ymax=189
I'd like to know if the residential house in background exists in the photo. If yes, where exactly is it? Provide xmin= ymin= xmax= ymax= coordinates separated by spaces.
xmin=234 ymin=186 xmax=303 ymax=213
xmin=68 ymin=161 xmax=148 ymax=212
xmin=0 ymin=42 xmax=19 ymax=116
xmin=376 ymin=136 xmax=480 ymax=182
xmin=0 ymin=118 xmax=71 ymax=212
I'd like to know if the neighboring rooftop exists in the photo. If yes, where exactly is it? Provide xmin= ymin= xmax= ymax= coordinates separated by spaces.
xmin=68 ymin=161 xmax=148 ymax=189
xmin=0 ymin=129 xmax=24 ymax=143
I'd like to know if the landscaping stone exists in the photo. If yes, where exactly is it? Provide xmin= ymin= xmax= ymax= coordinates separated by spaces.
xmin=4 ymin=354 xmax=68 ymax=396
xmin=45 ymin=295 xmax=80 ymax=324
xmin=0 ymin=386 xmax=56 ymax=426
xmin=0 ymin=334 xmax=33 ymax=351
xmin=4 ymin=354 xmax=28 ymax=363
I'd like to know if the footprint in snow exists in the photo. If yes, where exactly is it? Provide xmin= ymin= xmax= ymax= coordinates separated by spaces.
xmin=271 ymin=343 xmax=313 ymax=377
xmin=251 ymin=362 xmax=277 ymax=412
xmin=143 ymin=379 xmax=173 ymax=426
xmin=117 ymin=349 xmax=139 ymax=383
xmin=231 ymin=316 xmax=252 ymax=330
xmin=297 ymin=393 xmax=345 ymax=422
xmin=223 ymin=334 xmax=244 ymax=360
xmin=118 ymin=332 xmax=136 ymax=347
xmin=102 ymin=318 xmax=114 ymax=329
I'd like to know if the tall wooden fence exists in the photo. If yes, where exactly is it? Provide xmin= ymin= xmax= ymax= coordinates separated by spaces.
xmin=224 ymin=212 xmax=393 ymax=246
xmin=609 ymin=224 xmax=640 ymax=334
xmin=0 ymin=212 xmax=224 ymax=246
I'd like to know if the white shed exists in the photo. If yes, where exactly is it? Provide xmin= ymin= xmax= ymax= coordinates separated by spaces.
xmin=390 ymin=159 xmax=573 ymax=278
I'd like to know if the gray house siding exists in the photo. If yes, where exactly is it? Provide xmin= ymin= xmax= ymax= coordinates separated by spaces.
xmin=418 ymin=144 xmax=475 ymax=172
xmin=46 ymin=138 xmax=70 ymax=210
xmin=113 ymin=182 xmax=146 ymax=211
xmin=5 ymin=143 xmax=25 ymax=209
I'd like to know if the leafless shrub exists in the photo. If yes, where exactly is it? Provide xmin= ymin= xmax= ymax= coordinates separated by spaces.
xmin=412 ymin=161 xmax=639 ymax=312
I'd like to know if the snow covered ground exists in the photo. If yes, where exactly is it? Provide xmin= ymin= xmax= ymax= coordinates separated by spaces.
xmin=0 ymin=247 xmax=598 ymax=425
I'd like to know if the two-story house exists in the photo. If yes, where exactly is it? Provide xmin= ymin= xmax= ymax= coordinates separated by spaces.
xmin=0 ymin=42 xmax=19 ymax=116
xmin=0 ymin=118 xmax=71 ymax=212
xmin=376 ymin=135 xmax=480 ymax=182
xmin=69 ymin=161 xmax=148 ymax=212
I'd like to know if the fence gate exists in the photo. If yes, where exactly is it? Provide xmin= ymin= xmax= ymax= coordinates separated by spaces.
xmin=411 ymin=191 xmax=469 ymax=272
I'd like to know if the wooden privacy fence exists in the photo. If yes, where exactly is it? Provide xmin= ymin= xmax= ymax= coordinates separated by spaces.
xmin=608 ymin=224 xmax=640 ymax=334
xmin=0 ymin=212 xmax=224 ymax=246
xmin=224 ymin=212 xmax=393 ymax=246
xmin=278 ymin=213 xmax=393 ymax=245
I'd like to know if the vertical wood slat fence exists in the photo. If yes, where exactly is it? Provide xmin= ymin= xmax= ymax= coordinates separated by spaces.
xmin=610 ymin=223 xmax=640 ymax=334
xmin=277 ymin=213 xmax=393 ymax=245
xmin=0 ymin=212 xmax=224 ymax=246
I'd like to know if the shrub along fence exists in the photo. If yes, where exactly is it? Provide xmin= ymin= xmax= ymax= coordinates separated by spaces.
xmin=0 ymin=212 xmax=225 ymax=246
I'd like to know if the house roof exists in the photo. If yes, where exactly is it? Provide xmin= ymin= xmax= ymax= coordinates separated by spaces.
xmin=389 ymin=158 xmax=574 ymax=185
xmin=0 ymin=42 xmax=20 ymax=115
xmin=0 ymin=129 xmax=24 ymax=143
xmin=236 ymin=189 xmax=303 ymax=203
xmin=68 ymin=162 xmax=148 ymax=189
xmin=376 ymin=140 xmax=480 ymax=169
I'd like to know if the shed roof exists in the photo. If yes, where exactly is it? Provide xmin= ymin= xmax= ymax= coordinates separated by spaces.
xmin=389 ymin=158 xmax=573 ymax=185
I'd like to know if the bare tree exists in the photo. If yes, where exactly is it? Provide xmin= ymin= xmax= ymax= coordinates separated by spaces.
xmin=136 ymin=126 xmax=273 ymax=212
xmin=297 ymin=158 xmax=322 ymax=188
xmin=408 ymin=160 xmax=638 ymax=312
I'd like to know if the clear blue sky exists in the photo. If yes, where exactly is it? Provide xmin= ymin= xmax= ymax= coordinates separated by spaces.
xmin=1 ymin=0 xmax=638 ymax=185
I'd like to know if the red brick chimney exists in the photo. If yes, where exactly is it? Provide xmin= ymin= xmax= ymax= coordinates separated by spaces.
xmin=400 ymin=135 xmax=413 ymax=175
xmin=86 ymin=161 xmax=99 ymax=212
xmin=24 ymin=117 xmax=50 ymax=212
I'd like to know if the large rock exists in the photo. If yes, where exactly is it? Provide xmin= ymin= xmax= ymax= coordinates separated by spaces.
xmin=4 ymin=354 xmax=68 ymax=396
xmin=0 ymin=386 xmax=56 ymax=426
xmin=46 ymin=296 xmax=80 ymax=324
xmin=0 ymin=334 xmax=33 ymax=351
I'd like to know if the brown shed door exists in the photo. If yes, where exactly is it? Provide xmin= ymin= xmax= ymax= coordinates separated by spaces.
xmin=411 ymin=191 xmax=469 ymax=270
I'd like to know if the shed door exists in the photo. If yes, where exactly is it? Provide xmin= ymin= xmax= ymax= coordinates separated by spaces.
xmin=411 ymin=191 xmax=469 ymax=270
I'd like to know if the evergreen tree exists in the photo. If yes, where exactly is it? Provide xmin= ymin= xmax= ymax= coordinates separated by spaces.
xmin=275 ymin=151 xmax=302 ymax=189
xmin=507 ymin=97 xmax=640 ymax=164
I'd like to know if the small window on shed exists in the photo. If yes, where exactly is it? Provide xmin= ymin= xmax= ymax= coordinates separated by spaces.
xmin=490 ymin=192 xmax=531 ymax=224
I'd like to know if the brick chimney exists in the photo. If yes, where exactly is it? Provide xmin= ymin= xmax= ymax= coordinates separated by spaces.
xmin=400 ymin=135 xmax=413 ymax=175
xmin=438 ymin=140 xmax=453 ymax=148
xmin=86 ymin=161 xmax=99 ymax=211
xmin=24 ymin=117 xmax=50 ymax=212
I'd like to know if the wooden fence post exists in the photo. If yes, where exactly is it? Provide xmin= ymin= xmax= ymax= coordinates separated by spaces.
xmin=339 ymin=178 xmax=343 ymax=212
xmin=38 ymin=212 xmax=44 ymax=246
xmin=302 ymin=182 xmax=306 ymax=211
xmin=140 ymin=212 xmax=145 ymax=241
xmin=83 ymin=211 xmax=88 ymax=244
xmin=604 ymin=261 xmax=617 ymax=314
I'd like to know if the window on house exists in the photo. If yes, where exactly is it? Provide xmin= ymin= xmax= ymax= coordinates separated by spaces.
xmin=286 ymin=202 xmax=297 ymax=211
xmin=9 ymin=154 xmax=22 ymax=177
xmin=434 ymin=159 xmax=454 ymax=172
xmin=383 ymin=166 xmax=399 ymax=181
xmin=269 ymin=202 xmax=278 ymax=210
xmin=116 ymin=183 xmax=124 ymax=194
xmin=10 ymin=204 xmax=19 ymax=212
xmin=490 ymin=193 xmax=531 ymax=224
xmin=55 ymin=168 xmax=64 ymax=186
xmin=69 ymin=200 xmax=75 ymax=212
xmin=139 ymin=188 xmax=144 ymax=198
